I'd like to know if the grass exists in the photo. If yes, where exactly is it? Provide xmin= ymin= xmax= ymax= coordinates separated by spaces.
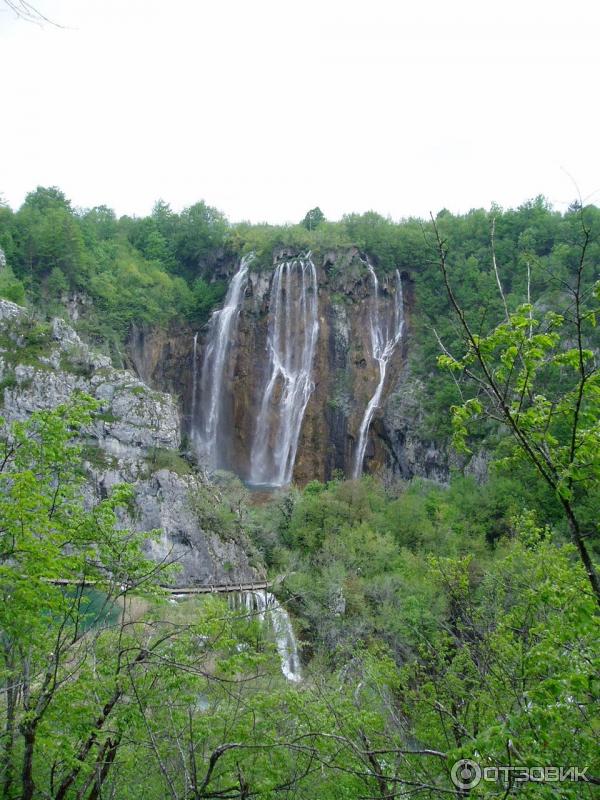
xmin=80 ymin=444 xmax=113 ymax=470
xmin=97 ymin=411 xmax=118 ymax=423
xmin=147 ymin=447 xmax=192 ymax=476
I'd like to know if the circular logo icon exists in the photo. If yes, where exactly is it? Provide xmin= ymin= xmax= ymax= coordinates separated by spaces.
xmin=451 ymin=759 xmax=482 ymax=790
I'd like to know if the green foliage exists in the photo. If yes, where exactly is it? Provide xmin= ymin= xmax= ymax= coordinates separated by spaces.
xmin=189 ymin=275 xmax=227 ymax=323
xmin=5 ymin=185 xmax=598 ymax=390
xmin=0 ymin=316 xmax=52 ymax=369
xmin=252 ymin=474 xmax=526 ymax=666
xmin=241 ymin=472 xmax=599 ymax=797
xmin=147 ymin=446 xmax=192 ymax=476
xmin=400 ymin=536 xmax=599 ymax=797
xmin=22 ymin=185 xmax=72 ymax=213
xmin=0 ymin=396 xmax=159 ymax=796
xmin=0 ymin=265 xmax=25 ymax=304
xmin=189 ymin=470 xmax=253 ymax=545
xmin=0 ymin=380 xmax=596 ymax=797
xmin=169 ymin=200 xmax=230 ymax=281
xmin=15 ymin=198 xmax=90 ymax=286
xmin=0 ymin=396 xmax=307 ymax=800
xmin=255 ymin=478 xmax=598 ymax=795
xmin=436 ymin=220 xmax=600 ymax=580
xmin=301 ymin=206 xmax=326 ymax=230
xmin=0 ymin=188 xmax=233 ymax=345
xmin=59 ymin=349 xmax=95 ymax=377
xmin=3 ymin=190 xmax=599 ymax=797
xmin=46 ymin=265 xmax=69 ymax=297
xmin=87 ymin=243 xmax=194 ymax=337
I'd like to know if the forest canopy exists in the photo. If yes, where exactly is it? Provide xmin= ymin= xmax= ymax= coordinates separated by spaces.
xmin=0 ymin=189 xmax=598 ymax=797
xmin=2 ymin=188 xmax=598 ymax=432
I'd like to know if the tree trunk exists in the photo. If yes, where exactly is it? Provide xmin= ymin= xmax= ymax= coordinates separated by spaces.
xmin=1 ymin=685 xmax=16 ymax=798
xmin=86 ymin=737 xmax=120 ymax=800
xmin=21 ymin=726 xmax=37 ymax=800
xmin=562 ymin=500 xmax=600 ymax=609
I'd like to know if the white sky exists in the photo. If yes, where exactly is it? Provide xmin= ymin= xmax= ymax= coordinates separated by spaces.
xmin=1 ymin=0 xmax=599 ymax=222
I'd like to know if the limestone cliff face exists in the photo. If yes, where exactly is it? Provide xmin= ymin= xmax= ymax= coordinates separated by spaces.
xmin=0 ymin=299 xmax=263 ymax=586
xmin=122 ymin=247 xmax=484 ymax=486
xmin=127 ymin=248 xmax=412 ymax=483
xmin=285 ymin=248 xmax=409 ymax=482
xmin=380 ymin=364 xmax=490 ymax=484
xmin=126 ymin=321 xmax=193 ymax=411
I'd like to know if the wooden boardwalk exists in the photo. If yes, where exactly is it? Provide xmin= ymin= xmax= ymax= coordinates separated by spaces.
xmin=48 ymin=578 xmax=272 ymax=594
xmin=167 ymin=581 xmax=271 ymax=595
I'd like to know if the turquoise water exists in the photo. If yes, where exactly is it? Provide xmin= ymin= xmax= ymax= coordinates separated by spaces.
xmin=63 ymin=587 xmax=121 ymax=632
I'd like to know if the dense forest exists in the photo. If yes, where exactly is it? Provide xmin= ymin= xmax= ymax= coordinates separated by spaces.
xmin=2 ymin=187 xmax=599 ymax=431
xmin=0 ymin=189 xmax=598 ymax=798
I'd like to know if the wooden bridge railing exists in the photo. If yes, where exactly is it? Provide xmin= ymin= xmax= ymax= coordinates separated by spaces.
xmin=167 ymin=581 xmax=271 ymax=595
xmin=48 ymin=578 xmax=273 ymax=594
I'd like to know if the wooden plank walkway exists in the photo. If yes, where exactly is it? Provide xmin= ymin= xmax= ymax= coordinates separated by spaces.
xmin=48 ymin=578 xmax=272 ymax=594
xmin=167 ymin=582 xmax=271 ymax=595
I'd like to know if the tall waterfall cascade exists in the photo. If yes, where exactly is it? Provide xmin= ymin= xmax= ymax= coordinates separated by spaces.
xmin=191 ymin=331 xmax=199 ymax=433
xmin=192 ymin=254 xmax=253 ymax=469
xmin=228 ymin=591 xmax=302 ymax=682
xmin=353 ymin=264 xmax=405 ymax=478
xmin=249 ymin=254 xmax=319 ymax=486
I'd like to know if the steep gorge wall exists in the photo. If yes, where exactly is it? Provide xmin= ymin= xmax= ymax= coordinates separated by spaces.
xmin=0 ymin=299 xmax=262 ymax=586
xmin=127 ymin=247 xmax=439 ymax=484
xmin=277 ymin=248 xmax=410 ymax=483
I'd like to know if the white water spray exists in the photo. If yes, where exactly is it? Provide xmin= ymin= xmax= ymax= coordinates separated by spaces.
xmin=190 ymin=331 xmax=199 ymax=436
xmin=353 ymin=264 xmax=404 ymax=478
xmin=229 ymin=591 xmax=302 ymax=682
xmin=249 ymin=255 xmax=319 ymax=486
xmin=193 ymin=254 xmax=253 ymax=468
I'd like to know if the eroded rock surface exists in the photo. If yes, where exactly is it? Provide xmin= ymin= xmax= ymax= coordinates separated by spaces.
xmin=0 ymin=299 xmax=262 ymax=586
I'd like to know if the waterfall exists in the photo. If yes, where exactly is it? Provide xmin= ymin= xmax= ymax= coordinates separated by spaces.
xmin=228 ymin=591 xmax=302 ymax=682
xmin=193 ymin=254 xmax=253 ymax=469
xmin=353 ymin=264 xmax=404 ymax=478
xmin=190 ymin=331 xmax=199 ymax=438
xmin=249 ymin=254 xmax=319 ymax=486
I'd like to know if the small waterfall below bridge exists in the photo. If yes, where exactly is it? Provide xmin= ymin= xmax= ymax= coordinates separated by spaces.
xmin=353 ymin=264 xmax=405 ymax=478
xmin=192 ymin=254 xmax=253 ymax=469
xmin=249 ymin=254 xmax=319 ymax=487
xmin=228 ymin=591 xmax=302 ymax=682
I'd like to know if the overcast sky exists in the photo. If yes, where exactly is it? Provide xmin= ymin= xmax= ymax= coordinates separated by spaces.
xmin=1 ymin=0 xmax=599 ymax=222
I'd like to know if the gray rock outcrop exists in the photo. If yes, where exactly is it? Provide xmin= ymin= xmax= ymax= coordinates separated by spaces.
xmin=381 ymin=365 xmax=489 ymax=483
xmin=0 ymin=299 xmax=262 ymax=587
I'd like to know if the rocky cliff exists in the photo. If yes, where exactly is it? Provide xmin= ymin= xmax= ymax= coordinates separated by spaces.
xmin=0 ymin=299 xmax=263 ymax=586
xmin=115 ymin=246 xmax=479 ymax=487
xmin=128 ymin=247 xmax=445 ymax=484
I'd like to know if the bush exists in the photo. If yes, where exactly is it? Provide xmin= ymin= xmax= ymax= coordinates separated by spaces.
xmin=147 ymin=447 xmax=192 ymax=476
xmin=0 ymin=265 xmax=25 ymax=305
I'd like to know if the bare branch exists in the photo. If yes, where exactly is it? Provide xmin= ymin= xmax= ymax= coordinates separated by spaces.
xmin=2 ymin=0 xmax=62 ymax=26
